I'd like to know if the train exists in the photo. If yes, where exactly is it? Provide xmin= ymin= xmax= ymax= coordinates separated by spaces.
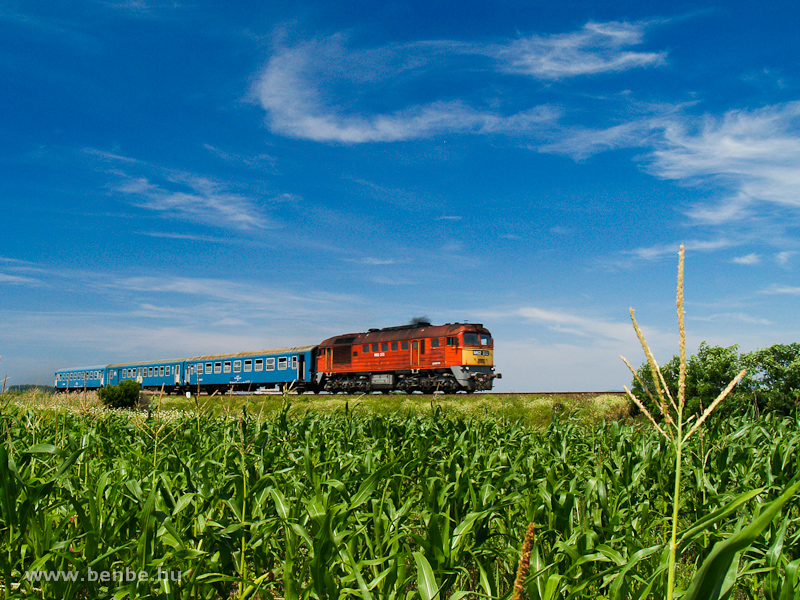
xmin=55 ymin=321 xmax=501 ymax=395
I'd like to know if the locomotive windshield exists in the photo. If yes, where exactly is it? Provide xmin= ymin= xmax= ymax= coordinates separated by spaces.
xmin=463 ymin=333 xmax=492 ymax=346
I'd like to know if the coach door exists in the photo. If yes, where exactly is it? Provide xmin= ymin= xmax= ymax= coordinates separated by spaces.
xmin=297 ymin=355 xmax=305 ymax=382
xmin=411 ymin=340 xmax=420 ymax=366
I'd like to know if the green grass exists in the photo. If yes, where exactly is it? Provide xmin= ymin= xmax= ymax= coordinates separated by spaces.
xmin=3 ymin=389 xmax=631 ymax=428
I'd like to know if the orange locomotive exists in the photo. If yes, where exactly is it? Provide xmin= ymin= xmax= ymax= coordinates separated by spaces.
xmin=315 ymin=321 xmax=501 ymax=393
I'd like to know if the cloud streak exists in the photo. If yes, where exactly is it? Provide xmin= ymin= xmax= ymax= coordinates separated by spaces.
xmin=492 ymin=21 xmax=666 ymax=79
xmin=517 ymin=306 xmax=633 ymax=342
xmin=118 ymin=173 xmax=270 ymax=231
xmin=84 ymin=150 xmax=276 ymax=232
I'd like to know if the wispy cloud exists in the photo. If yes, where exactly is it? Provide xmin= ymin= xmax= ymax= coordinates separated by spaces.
xmin=733 ymin=253 xmax=760 ymax=265
xmin=202 ymin=144 xmax=278 ymax=172
xmin=761 ymin=284 xmax=800 ymax=295
xmin=85 ymin=150 xmax=275 ymax=232
xmin=351 ymin=257 xmax=399 ymax=265
xmin=253 ymin=21 xmax=664 ymax=144
xmin=517 ymin=306 xmax=633 ymax=342
xmin=629 ymin=238 xmax=738 ymax=261
xmin=118 ymin=174 xmax=270 ymax=231
xmin=0 ymin=272 xmax=41 ymax=285
xmin=692 ymin=312 xmax=771 ymax=325
xmin=492 ymin=21 xmax=666 ymax=79
xmin=648 ymin=102 xmax=800 ymax=224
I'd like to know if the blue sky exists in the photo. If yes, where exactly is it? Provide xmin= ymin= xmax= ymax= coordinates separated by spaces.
xmin=2 ymin=0 xmax=799 ymax=391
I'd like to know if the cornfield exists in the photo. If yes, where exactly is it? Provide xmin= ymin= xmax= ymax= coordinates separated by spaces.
xmin=1 ymin=398 xmax=798 ymax=599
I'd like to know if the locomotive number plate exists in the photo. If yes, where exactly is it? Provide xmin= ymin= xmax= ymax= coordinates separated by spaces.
xmin=472 ymin=350 xmax=490 ymax=356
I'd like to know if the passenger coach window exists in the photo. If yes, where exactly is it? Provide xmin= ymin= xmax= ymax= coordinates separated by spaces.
xmin=255 ymin=359 xmax=263 ymax=372
xmin=206 ymin=363 xmax=212 ymax=373
xmin=166 ymin=366 xmax=171 ymax=376
xmin=224 ymin=362 xmax=231 ymax=373
xmin=214 ymin=363 xmax=221 ymax=374
xmin=292 ymin=356 xmax=298 ymax=369
xmin=278 ymin=357 xmax=287 ymax=370
xmin=234 ymin=361 xmax=241 ymax=373
xmin=197 ymin=363 xmax=203 ymax=375
xmin=244 ymin=360 xmax=252 ymax=372
xmin=266 ymin=358 xmax=275 ymax=371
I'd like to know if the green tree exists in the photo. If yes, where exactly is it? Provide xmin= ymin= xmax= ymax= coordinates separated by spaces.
xmin=741 ymin=343 xmax=800 ymax=415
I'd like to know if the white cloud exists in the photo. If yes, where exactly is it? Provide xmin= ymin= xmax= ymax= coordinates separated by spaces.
xmin=0 ymin=272 xmax=41 ymax=285
xmin=493 ymin=21 xmax=666 ymax=80
xmin=354 ymin=257 xmax=398 ymax=265
xmin=733 ymin=253 xmax=760 ymax=265
xmin=775 ymin=251 xmax=797 ymax=265
xmin=761 ymin=284 xmax=800 ymax=295
xmin=202 ymin=144 xmax=278 ymax=171
xmin=629 ymin=238 xmax=738 ymax=261
xmin=254 ymin=24 xmax=666 ymax=143
xmin=118 ymin=174 xmax=270 ymax=231
xmin=517 ymin=306 xmax=633 ymax=343
xmin=649 ymin=102 xmax=800 ymax=223
xmin=692 ymin=312 xmax=771 ymax=326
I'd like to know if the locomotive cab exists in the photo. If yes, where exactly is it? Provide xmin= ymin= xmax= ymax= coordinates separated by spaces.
xmin=448 ymin=326 xmax=501 ymax=392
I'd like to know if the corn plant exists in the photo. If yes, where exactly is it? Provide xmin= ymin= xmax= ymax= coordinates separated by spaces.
xmin=622 ymin=245 xmax=800 ymax=600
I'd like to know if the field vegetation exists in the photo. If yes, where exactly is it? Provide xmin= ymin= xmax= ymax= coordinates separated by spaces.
xmin=0 ymin=386 xmax=798 ymax=599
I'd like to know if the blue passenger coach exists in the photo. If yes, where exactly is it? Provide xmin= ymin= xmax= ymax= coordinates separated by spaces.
xmin=184 ymin=346 xmax=316 ymax=393
xmin=55 ymin=366 xmax=107 ymax=391
xmin=108 ymin=358 xmax=185 ymax=393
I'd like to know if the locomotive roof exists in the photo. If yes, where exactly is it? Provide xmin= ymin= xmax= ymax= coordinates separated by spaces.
xmin=319 ymin=322 xmax=490 ymax=346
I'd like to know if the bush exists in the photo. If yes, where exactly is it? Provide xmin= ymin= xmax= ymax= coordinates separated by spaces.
xmin=99 ymin=380 xmax=141 ymax=408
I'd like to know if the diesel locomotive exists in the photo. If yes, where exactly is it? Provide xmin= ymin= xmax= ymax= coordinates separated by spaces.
xmin=55 ymin=321 xmax=501 ymax=395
